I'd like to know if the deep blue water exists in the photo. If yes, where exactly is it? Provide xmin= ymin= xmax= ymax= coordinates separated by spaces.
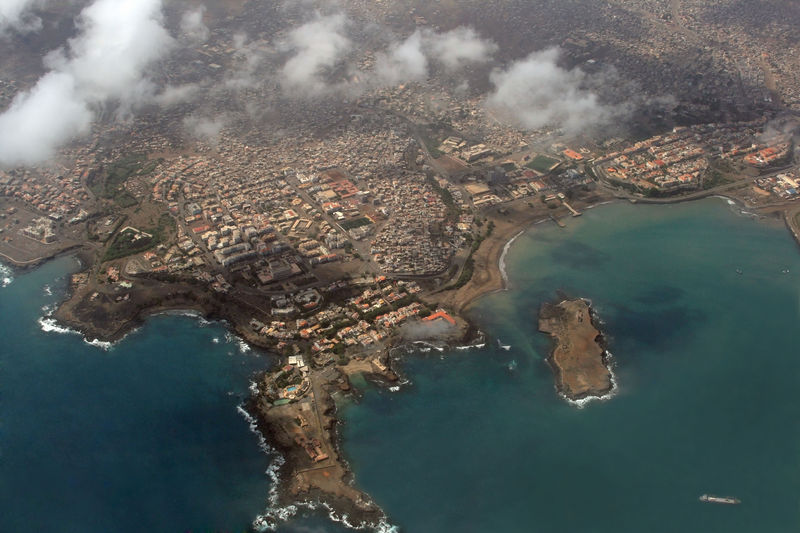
xmin=0 ymin=256 xmax=273 ymax=533
xmin=2 ymin=198 xmax=800 ymax=533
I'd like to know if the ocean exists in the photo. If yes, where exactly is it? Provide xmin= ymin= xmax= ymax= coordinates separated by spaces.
xmin=2 ymin=197 xmax=799 ymax=532
xmin=0 ymin=256 xmax=274 ymax=533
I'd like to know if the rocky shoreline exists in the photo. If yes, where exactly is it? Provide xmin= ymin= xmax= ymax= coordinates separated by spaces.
xmin=24 ymin=192 xmax=785 ymax=529
xmin=241 ymin=319 xmax=475 ymax=531
xmin=538 ymin=297 xmax=614 ymax=402
xmin=243 ymin=376 xmax=388 ymax=531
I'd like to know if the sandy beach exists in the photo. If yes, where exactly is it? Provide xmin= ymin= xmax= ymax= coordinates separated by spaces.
xmin=434 ymin=190 xmax=617 ymax=313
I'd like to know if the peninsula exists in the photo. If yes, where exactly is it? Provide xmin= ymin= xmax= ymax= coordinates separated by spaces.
xmin=2 ymin=0 xmax=800 ymax=530
xmin=538 ymin=298 xmax=613 ymax=401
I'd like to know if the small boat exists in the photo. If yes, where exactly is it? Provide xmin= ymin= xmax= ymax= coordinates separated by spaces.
xmin=699 ymin=494 xmax=741 ymax=505
xmin=735 ymin=268 xmax=743 ymax=275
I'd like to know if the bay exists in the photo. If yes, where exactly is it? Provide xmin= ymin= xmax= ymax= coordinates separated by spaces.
xmin=3 ymin=197 xmax=800 ymax=533
xmin=339 ymin=199 xmax=800 ymax=533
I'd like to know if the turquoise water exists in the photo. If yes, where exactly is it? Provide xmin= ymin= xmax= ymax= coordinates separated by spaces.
xmin=2 ymin=198 xmax=800 ymax=532
xmin=340 ymin=199 xmax=800 ymax=532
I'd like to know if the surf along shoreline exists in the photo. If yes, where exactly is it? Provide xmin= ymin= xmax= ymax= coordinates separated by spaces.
xmin=17 ymin=188 xmax=800 ymax=532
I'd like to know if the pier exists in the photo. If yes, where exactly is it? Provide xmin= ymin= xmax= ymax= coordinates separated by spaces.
xmin=561 ymin=201 xmax=582 ymax=217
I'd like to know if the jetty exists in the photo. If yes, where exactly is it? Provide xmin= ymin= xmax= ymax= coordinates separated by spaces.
xmin=562 ymin=201 xmax=582 ymax=217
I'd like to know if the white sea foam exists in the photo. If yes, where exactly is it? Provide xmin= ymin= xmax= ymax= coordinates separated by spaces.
xmin=455 ymin=342 xmax=486 ymax=351
xmin=499 ymin=229 xmax=524 ymax=286
xmin=497 ymin=339 xmax=511 ymax=351
xmin=225 ymin=332 xmax=252 ymax=354
xmin=238 ymin=402 xmax=400 ymax=532
xmin=84 ymin=338 xmax=113 ymax=351
xmin=388 ymin=386 xmax=400 ymax=392
xmin=38 ymin=316 xmax=76 ymax=335
xmin=562 ymin=351 xmax=619 ymax=408
xmin=711 ymin=195 xmax=737 ymax=207
xmin=38 ymin=315 xmax=116 ymax=351
xmin=584 ymin=200 xmax=614 ymax=211
xmin=238 ymin=403 xmax=298 ymax=531
xmin=43 ymin=284 xmax=52 ymax=296
xmin=160 ymin=309 xmax=215 ymax=327
xmin=0 ymin=262 xmax=12 ymax=287
xmin=411 ymin=341 xmax=444 ymax=353
xmin=211 ymin=337 xmax=220 ymax=344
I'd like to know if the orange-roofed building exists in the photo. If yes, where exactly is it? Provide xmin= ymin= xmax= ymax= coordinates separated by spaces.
xmin=423 ymin=309 xmax=456 ymax=326
xmin=563 ymin=149 xmax=584 ymax=161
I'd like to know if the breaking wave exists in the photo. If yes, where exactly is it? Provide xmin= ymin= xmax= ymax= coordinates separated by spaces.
xmin=584 ymin=200 xmax=614 ymax=210
xmin=239 ymin=400 xmax=399 ymax=533
xmin=225 ymin=332 xmax=252 ymax=354
xmin=562 ymin=351 xmax=619 ymax=408
xmin=0 ymin=262 xmax=12 ymax=287
xmin=454 ymin=342 xmax=485 ymax=351
xmin=499 ymin=230 xmax=524 ymax=286
xmin=37 ymin=315 xmax=115 ymax=351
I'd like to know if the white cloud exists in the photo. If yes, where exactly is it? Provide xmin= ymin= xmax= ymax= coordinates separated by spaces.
xmin=374 ymin=27 xmax=496 ymax=86
xmin=0 ymin=73 xmax=92 ymax=166
xmin=154 ymin=83 xmax=201 ymax=107
xmin=280 ymin=13 xmax=351 ymax=95
xmin=425 ymin=27 xmax=498 ymax=72
xmin=0 ymin=0 xmax=46 ymax=35
xmin=486 ymin=48 xmax=618 ymax=135
xmin=179 ymin=6 xmax=209 ymax=44
xmin=0 ymin=0 xmax=173 ymax=167
xmin=183 ymin=114 xmax=226 ymax=142
xmin=374 ymin=30 xmax=428 ymax=86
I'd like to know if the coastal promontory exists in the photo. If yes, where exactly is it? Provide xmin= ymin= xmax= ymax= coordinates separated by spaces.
xmin=538 ymin=298 xmax=613 ymax=401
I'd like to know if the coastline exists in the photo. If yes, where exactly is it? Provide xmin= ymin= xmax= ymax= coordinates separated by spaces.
xmin=539 ymin=297 xmax=614 ymax=402
xmin=434 ymin=192 xmax=619 ymax=314
xmin=24 ymin=190 xmax=800 ymax=531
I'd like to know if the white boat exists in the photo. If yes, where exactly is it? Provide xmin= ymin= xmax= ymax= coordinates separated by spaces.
xmin=699 ymin=494 xmax=741 ymax=505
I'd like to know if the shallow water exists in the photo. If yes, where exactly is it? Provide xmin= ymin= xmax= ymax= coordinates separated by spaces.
xmin=338 ymin=199 xmax=800 ymax=532
xmin=3 ymin=198 xmax=800 ymax=532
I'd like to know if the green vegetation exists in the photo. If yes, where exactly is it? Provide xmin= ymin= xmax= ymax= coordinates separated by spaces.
xmin=341 ymin=217 xmax=373 ymax=230
xmin=702 ymin=166 xmax=734 ymax=190
xmin=421 ymin=135 xmax=444 ymax=158
xmin=88 ymin=153 xmax=161 ymax=208
xmin=151 ymin=213 xmax=176 ymax=243
xmin=442 ymin=224 xmax=494 ymax=291
xmin=103 ymin=213 xmax=175 ymax=262
xmin=526 ymin=155 xmax=561 ymax=173
xmin=103 ymin=228 xmax=155 ymax=262
xmin=362 ymin=305 xmax=391 ymax=321
xmin=450 ymin=256 xmax=475 ymax=290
